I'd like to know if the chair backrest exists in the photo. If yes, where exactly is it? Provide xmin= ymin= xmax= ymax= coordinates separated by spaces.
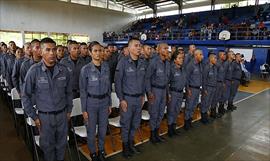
xmin=260 ymin=65 xmax=265 ymax=70
xmin=11 ymin=88 xmax=20 ymax=100
xmin=26 ymin=117 xmax=36 ymax=127
xmin=71 ymin=98 xmax=82 ymax=117
xmin=111 ymin=92 xmax=119 ymax=108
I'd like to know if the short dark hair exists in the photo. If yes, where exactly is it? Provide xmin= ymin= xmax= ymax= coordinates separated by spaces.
xmin=40 ymin=37 xmax=56 ymax=49
xmin=208 ymin=51 xmax=216 ymax=58
xmin=30 ymin=39 xmax=40 ymax=45
xmin=80 ymin=42 xmax=87 ymax=46
xmin=89 ymin=41 xmax=100 ymax=51
xmin=128 ymin=37 xmax=140 ymax=46
xmin=69 ymin=40 xmax=78 ymax=45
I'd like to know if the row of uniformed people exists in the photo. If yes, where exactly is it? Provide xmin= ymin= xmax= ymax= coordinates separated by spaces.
xmin=0 ymin=38 xmax=243 ymax=161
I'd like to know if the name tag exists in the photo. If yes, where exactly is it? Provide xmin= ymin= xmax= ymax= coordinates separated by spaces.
xmin=140 ymin=67 xmax=145 ymax=71
xmin=67 ymin=67 xmax=72 ymax=72
xmin=157 ymin=68 xmax=163 ymax=73
xmin=57 ymin=76 xmax=66 ymax=81
xmin=38 ymin=77 xmax=48 ymax=84
xmin=174 ymin=72 xmax=180 ymax=76
xmin=90 ymin=75 xmax=98 ymax=81
xmin=126 ymin=67 xmax=135 ymax=73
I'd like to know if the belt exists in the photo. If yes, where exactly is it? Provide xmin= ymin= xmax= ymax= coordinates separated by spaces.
xmin=217 ymin=80 xmax=223 ymax=83
xmin=152 ymin=84 xmax=166 ymax=89
xmin=39 ymin=108 xmax=66 ymax=115
xmin=88 ymin=93 xmax=108 ymax=99
xmin=206 ymin=85 xmax=216 ymax=87
xmin=124 ymin=93 xmax=142 ymax=97
xmin=232 ymin=78 xmax=241 ymax=81
xmin=189 ymin=85 xmax=200 ymax=89
xmin=170 ymin=87 xmax=183 ymax=93
xmin=226 ymin=79 xmax=232 ymax=81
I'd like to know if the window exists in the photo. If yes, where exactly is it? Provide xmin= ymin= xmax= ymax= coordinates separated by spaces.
xmin=91 ymin=0 xmax=107 ymax=8
xmin=0 ymin=30 xmax=23 ymax=48
xmin=109 ymin=1 xmax=123 ymax=11
xmin=70 ymin=34 xmax=89 ymax=43
xmin=24 ymin=31 xmax=48 ymax=43
xmin=50 ymin=33 xmax=69 ymax=45
xmin=71 ymin=0 xmax=89 ymax=5
xmin=182 ymin=5 xmax=211 ymax=14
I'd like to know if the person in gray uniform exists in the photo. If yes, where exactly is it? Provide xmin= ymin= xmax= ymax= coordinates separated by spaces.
xmin=80 ymin=42 xmax=91 ymax=63
xmin=167 ymin=51 xmax=186 ymax=137
xmin=201 ymin=52 xmax=217 ymax=124
xmin=115 ymin=38 xmax=147 ymax=158
xmin=60 ymin=41 xmax=87 ymax=98
xmin=183 ymin=44 xmax=196 ymax=66
xmin=22 ymin=37 xmax=73 ymax=161
xmin=11 ymin=48 xmax=25 ymax=93
xmin=223 ymin=51 xmax=234 ymax=111
xmin=184 ymin=49 xmax=204 ymax=130
xmin=145 ymin=43 xmax=170 ymax=143
xmin=80 ymin=42 xmax=111 ymax=161
xmin=228 ymin=53 xmax=243 ymax=111
xmin=211 ymin=50 xmax=227 ymax=117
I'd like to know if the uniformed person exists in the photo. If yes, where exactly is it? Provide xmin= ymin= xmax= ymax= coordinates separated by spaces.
xmin=80 ymin=42 xmax=91 ymax=63
xmin=108 ymin=44 xmax=119 ymax=83
xmin=183 ymin=44 xmax=196 ymax=66
xmin=19 ymin=39 xmax=41 ymax=92
xmin=211 ymin=50 xmax=227 ymax=117
xmin=80 ymin=42 xmax=111 ymax=161
xmin=11 ymin=48 xmax=25 ymax=93
xmin=145 ymin=43 xmax=170 ymax=143
xmin=0 ymin=43 xmax=8 ymax=78
xmin=167 ymin=52 xmax=186 ymax=137
xmin=22 ymin=37 xmax=73 ymax=161
xmin=115 ymin=38 xmax=146 ymax=158
xmin=228 ymin=53 xmax=243 ymax=111
xmin=223 ymin=51 xmax=234 ymax=111
xmin=184 ymin=49 xmax=204 ymax=130
xmin=117 ymin=46 xmax=129 ymax=61
xmin=60 ymin=41 xmax=87 ymax=98
xmin=201 ymin=52 xmax=217 ymax=124
xmin=5 ymin=41 xmax=17 ymax=90
xmin=141 ymin=44 xmax=153 ymax=67
xmin=56 ymin=45 xmax=65 ymax=62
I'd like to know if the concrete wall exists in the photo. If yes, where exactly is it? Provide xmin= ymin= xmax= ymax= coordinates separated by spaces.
xmin=0 ymin=0 xmax=136 ymax=42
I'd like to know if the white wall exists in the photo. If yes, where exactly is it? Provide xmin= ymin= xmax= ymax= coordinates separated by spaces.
xmin=0 ymin=0 xmax=136 ymax=42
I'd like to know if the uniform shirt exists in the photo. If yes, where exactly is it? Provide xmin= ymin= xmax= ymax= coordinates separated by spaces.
xmin=20 ymin=58 xmax=39 ymax=92
xmin=12 ymin=57 xmax=27 ymax=93
xmin=115 ymin=56 xmax=147 ymax=101
xmin=145 ymin=55 xmax=170 ymax=93
xmin=6 ymin=54 xmax=16 ymax=89
xmin=202 ymin=62 xmax=217 ymax=89
xmin=60 ymin=56 xmax=87 ymax=92
xmin=80 ymin=55 xmax=91 ymax=64
xmin=216 ymin=59 xmax=226 ymax=82
xmin=22 ymin=61 xmax=72 ymax=120
xmin=169 ymin=63 xmax=186 ymax=94
xmin=183 ymin=52 xmax=194 ymax=67
xmin=186 ymin=59 xmax=203 ymax=88
xmin=224 ymin=60 xmax=233 ymax=80
xmin=80 ymin=61 xmax=111 ymax=112
xmin=0 ymin=53 xmax=8 ymax=78
xmin=232 ymin=61 xmax=242 ymax=80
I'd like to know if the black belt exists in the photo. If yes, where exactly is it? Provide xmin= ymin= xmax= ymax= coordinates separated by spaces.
xmin=206 ymin=85 xmax=216 ymax=88
xmin=39 ymin=108 xmax=66 ymax=115
xmin=226 ymin=79 xmax=232 ymax=81
xmin=170 ymin=87 xmax=183 ymax=93
xmin=152 ymin=84 xmax=166 ymax=89
xmin=124 ymin=93 xmax=142 ymax=97
xmin=189 ymin=85 xmax=200 ymax=89
xmin=88 ymin=93 xmax=108 ymax=99
xmin=217 ymin=80 xmax=223 ymax=83
xmin=232 ymin=78 xmax=241 ymax=81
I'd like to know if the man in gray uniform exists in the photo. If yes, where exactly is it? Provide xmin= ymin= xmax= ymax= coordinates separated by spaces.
xmin=22 ymin=37 xmax=72 ymax=161
xmin=183 ymin=44 xmax=196 ymax=66
xmin=185 ymin=49 xmax=204 ymax=130
xmin=167 ymin=52 xmax=186 ymax=137
xmin=228 ymin=53 xmax=242 ymax=111
xmin=223 ymin=51 xmax=234 ymax=111
xmin=80 ymin=42 xmax=91 ymax=64
xmin=5 ymin=41 xmax=17 ymax=90
xmin=60 ymin=41 xmax=87 ymax=98
xmin=11 ymin=48 xmax=25 ymax=93
xmin=211 ymin=50 xmax=227 ymax=117
xmin=201 ymin=52 xmax=217 ymax=124
xmin=146 ymin=43 xmax=170 ymax=143
xmin=115 ymin=38 xmax=147 ymax=158
xmin=80 ymin=41 xmax=111 ymax=161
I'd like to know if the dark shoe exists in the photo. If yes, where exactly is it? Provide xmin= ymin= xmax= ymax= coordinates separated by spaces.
xmin=128 ymin=141 xmax=141 ymax=154
xmin=150 ymin=130 xmax=157 ymax=144
xmin=218 ymin=103 xmax=225 ymax=115
xmin=90 ymin=152 xmax=99 ymax=161
xmin=168 ymin=124 xmax=174 ymax=137
xmin=227 ymin=104 xmax=233 ymax=112
xmin=210 ymin=108 xmax=217 ymax=119
xmin=200 ymin=112 xmax=209 ymax=124
xmin=98 ymin=150 xmax=106 ymax=161
xmin=122 ymin=142 xmax=132 ymax=158
xmin=232 ymin=105 xmax=237 ymax=110
xmin=184 ymin=119 xmax=190 ymax=131
xmin=172 ymin=123 xmax=179 ymax=136
xmin=155 ymin=128 xmax=165 ymax=142
xmin=189 ymin=118 xmax=193 ymax=128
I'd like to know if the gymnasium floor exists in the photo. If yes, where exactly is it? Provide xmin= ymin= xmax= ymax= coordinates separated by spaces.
xmin=0 ymin=79 xmax=269 ymax=161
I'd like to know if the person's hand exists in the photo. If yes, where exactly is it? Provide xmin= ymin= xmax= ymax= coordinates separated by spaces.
xmin=35 ymin=118 xmax=41 ymax=132
xmin=141 ymin=96 xmax=145 ymax=108
xmin=204 ymin=90 xmax=208 ymax=96
xmin=120 ymin=100 xmax=128 ymax=112
xmin=108 ymin=106 xmax=112 ymax=114
xmin=187 ymin=89 xmax=192 ymax=98
xmin=147 ymin=93 xmax=155 ymax=104
xmin=82 ymin=112 xmax=88 ymax=125
xmin=167 ymin=94 xmax=172 ymax=103
xmin=67 ymin=112 xmax=71 ymax=121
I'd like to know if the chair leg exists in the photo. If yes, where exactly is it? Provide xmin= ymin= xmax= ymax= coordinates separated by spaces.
xmin=70 ymin=121 xmax=82 ymax=161
xmin=30 ymin=126 xmax=40 ymax=161
xmin=66 ymin=141 xmax=73 ymax=161
xmin=107 ymin=125 xmax=116 ymax=152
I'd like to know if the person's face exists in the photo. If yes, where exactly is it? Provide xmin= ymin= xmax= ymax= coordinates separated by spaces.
xmin=1 ymin=45 xmax=7 ymax=53
xmin=236 ymin=55 xmax=241 ymax=62
xmin=108 ymin=46 xmax=114 ymax=53
xmin=210 ymin=55 xmax=217 ymax=65
xmin=32 ymin=42 xmax=41 ymax=58
xmin=103 ymin=48 xmax=110 ymax=60
xmin=128 ymin=40 xmax=141 ymax=57
xmin=69 ymin=44 xmax=79 ymax=59
xmin=158 ymin=44 xmax=169 ymax=59
xmin=178 ymin=49 xmax=184 ymax=55
xmin=114 ymin=46 xmax=118 ymax=52
xmin=24 ymin=44 xmax=32 ymax=57
xmin=232 ymin=54 xmax=236 ymax=60
xmin=219 ymin=52 xmax=226 ymax=61
xmin=80 ymin=45 xmax=88 ymax=57
xmin=174 ymin=53 xmax=184 ymax=66
xmin=56 ymin=47 xmax=64 ymax=59
xmin=9 ymin=42 xmax=16 ymax=52
xmin=171 ymin=46 xmax=176 ymax=53
xmin=41 ymin=43 xmax=57 ymax=65
xmin=143 ymin=46 xmax=152 ymax=57
xmin=16 ymin=49 xmax=24 ymax=58
xmin=189 ymin=45 xmax=196 ymax=53
xmin=195 ymin=51 xmax=204 ymax=62
xmin=123 ymin=47 xmax=129 ymax=56
xmin=90 ymin=45 xmax=102 ymax=61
